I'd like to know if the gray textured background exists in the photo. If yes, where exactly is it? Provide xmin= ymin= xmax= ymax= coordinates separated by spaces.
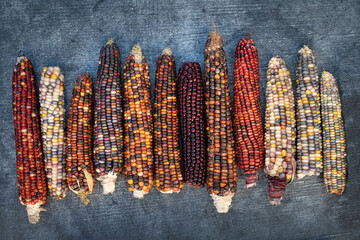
xmin=1 ymin=0 xmax=360 ymax=239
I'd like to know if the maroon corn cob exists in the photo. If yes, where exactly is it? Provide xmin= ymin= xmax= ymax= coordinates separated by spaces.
xmin=233 ymin=33 xmax=264 ymax=188
xmin=204 ymin=30 xmax=237 ymax=213
xmin=154 ymin=47 xmax=184 ymax=193
xmin=12 ymin=56 xmax=47 ymax=224
xmin=66 ymin=73 xmax=95 ymax=205
xmin=178 ymin=62 xmax=206 ymax=188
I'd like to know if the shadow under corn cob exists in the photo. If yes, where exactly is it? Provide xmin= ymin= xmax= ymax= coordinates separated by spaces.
xmin=296 ymin=46 xmax=322 ymax=179
xmin=93 ymin=39 xmax=123 ymax=194
xmin=320 ymin=71 xmax=346 ymax=194
xmin=124 ymin=45 xmax=154 ymax=199
xmin=39 ymin=66 xmax=67 ymax=199
xmin=204 ymin=30 xmax=237 ymax=213
xmin=265 ymin=56 xmax=296 ymax=205
xmin=233 ymin=33 xmax=264 ymax=188
xmin=178 ymin=62 xmax=207 ymax=188
xmin=66 ymin=73 xmax=95 ymax=205
xmin=154 ymin=47 xmax=184 ymax=193
xmin=13 ymin=56 xmax=47 ymax=224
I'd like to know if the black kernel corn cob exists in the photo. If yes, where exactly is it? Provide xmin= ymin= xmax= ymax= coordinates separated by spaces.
xmin=39 ymin=66 xmax=67 ymax=199
xmin=265 ymin=56 xmax=296 ymax=205
xmin=233 ymin=33 xmax=264 ymax=188
xmin=13 ymin=56 xmax=47 ymax=224
xmin=154 ymin=48 xmax=184 ymax=193
xmin=178 ymin=62 xmax=207 ymax=188
xmin=320 ymin=71 xmax=346 ymax=194
xmin=66 ymin=73 xmax=95 ymax=205
xmin=93 ymin=39 xmax=123 ymax=194
xmin=124 ymin=45 xmax=154 ymax=198
xmin=204 ymin=30 xmax=237 ymax=213
xmin=296 ymin=46 xmax=322 ymax=179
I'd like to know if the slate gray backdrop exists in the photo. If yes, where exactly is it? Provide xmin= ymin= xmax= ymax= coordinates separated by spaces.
xmin=1 ymin=0 xmax=359 ymax=239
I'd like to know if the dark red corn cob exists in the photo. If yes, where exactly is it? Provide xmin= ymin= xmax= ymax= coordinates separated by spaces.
xmin=154 ymin=48 xmax=184 ymax=193
xmin=178 ymin=62 xmax=206 ymax=188
xmin=233 ymin=33 xmax=264 ymax=188
xmin=204 ymin=30 xmax=237 ymax=213
xmin=93 ymin=39 xmax=124 ymax=194
xmin=124 ymin=45 xmax=154 ymax=199
xmin=66 ymin=73 xmax=95 ymax=205
xmin=12 ymin=56 xmax=47 ymax=224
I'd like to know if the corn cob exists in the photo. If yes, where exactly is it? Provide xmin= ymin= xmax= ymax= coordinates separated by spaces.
xmin=204 ymin=30 xmax=237 ymax=213
xmin=320 ymin=71 xmax=346 ymax=194
xmin=66 ymin=73 xmax=95 ymax=204
xmin=233 ymin=33 xmax=264 ymax=188
xmin=124 ymin=45 xmax=154 ymax=198
xmin=154 ymin=48 xmax=184 ymax=193
xmin=265 ymin=56 xmax=296 ymax=205
xmin=93 ymin=39 xmax=123 ymax=194
xmin=12 ymin=56 xmax=47 ymax=224
xmin=178 ymin=62 xmax=207 ymax=188
xmin=39 ymin=66 xmax=67 ymax=199
xmin=296 ymin=46 xmax=322 ymax=179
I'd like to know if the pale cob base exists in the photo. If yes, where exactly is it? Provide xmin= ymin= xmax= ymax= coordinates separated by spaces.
xmin=133 ymin=190 xmax=149 ymax=199
xmin=211 ymin=193 xmax=235 ymax=213
xmin=158 ymin=189 xmax=181 ymax=194
xmin=98 ymin=172 xmax=117 ymax=194
xmin=25 ymin=203 xmax=46 ymax=224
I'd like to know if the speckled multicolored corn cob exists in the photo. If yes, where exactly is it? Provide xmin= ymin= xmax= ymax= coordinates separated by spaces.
xmin=124 ymin=45 xmax=154 ymax=199
xmin=204 ymin=30 xmax=237 ymax=213
xmin=154 ymin=48 xmax=184 ymax=193
xmin=93 ymin=39 xmax=123 ymax=194
xmin=320 ymin=71 xmax=346 ymax=195
xmin=265 ymin=56 xmax=296 ymax=205
xmin=66 ymin=73 xmax=95 ymax=205
xmin=39 ymin=66 xmax=67 ymax=200
xmin=233 ymin=33 xmax=264 ymax=188
xmin=13 ymin=56 xmax=47 ymax=224
xmin=178 ymin=62 xmax=206 ymax=188
xmin=296 ymin=46 xmax=322 ymax=179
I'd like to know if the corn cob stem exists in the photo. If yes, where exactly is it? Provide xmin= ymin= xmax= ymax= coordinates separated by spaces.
xmin=124 ymin=45 xmax=154 ymax=199
xmin=296 ymin=46 xmax=322 ymax=179
xmin=154 ymin=48 xmax=184 ymax=193
xmin=39 ymin=66 xmax=67 ymax=199
xmin=178 ymin=62 xmax=207 ymax=188
xmin=93 ymin=39 xmax=124 ymax=194
xmin=204 ymin=30 xmax=237 ymax=213
xmin=233 ymin=33 xmax=264 ymax=188
xmin=320 ymin=71 xmax=346 ymax=194
xmin=13 ymin=56 xmax=47 ymax=224
xmin=66 ymin=73 xmax=95 ymax=205
xmin=265 ymin=56 xmax=296 ymax=205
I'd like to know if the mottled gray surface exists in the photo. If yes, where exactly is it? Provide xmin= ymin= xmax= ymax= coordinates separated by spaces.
xmin=1 ymin=0 xmax=360 ymax=239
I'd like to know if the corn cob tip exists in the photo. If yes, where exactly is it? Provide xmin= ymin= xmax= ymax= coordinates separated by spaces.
xmin=98 ymin=173 xmax=117 ymax=194
xmin=16 ymin=56 xmax=26 ymax=64
xmin=161 ymin=47 xmax=172 ymax=56
xmin=133 ymin=190 xmax=148 ymax=199
xmin=322 ymin=70 xmax=333 ymax=79
xmin=26 ymin=203 xmax=46 ymax=224
xmin=245 ymin=32 xmax=252 ymax=40
xmin=299 ymin=45 xmax=312 ymax=54
xmin=130 ymin=44 xmax=143 ymax=63
xmin=211 ymin=194 xmax=234 ymax=213
xmin=106 ymin=38 xmax=114 ymax=45
xmin=209 ymin=30 xmax=222 ymax=43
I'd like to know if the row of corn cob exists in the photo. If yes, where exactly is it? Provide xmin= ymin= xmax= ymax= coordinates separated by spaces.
xmin=12 ymin=33 xmax=347 ymax=223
